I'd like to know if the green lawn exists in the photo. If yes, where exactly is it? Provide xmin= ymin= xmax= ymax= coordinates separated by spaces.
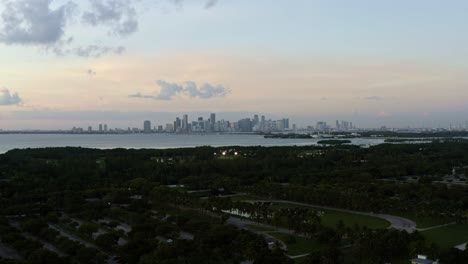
xmin=390 ymin=211 xmax=449 ymax=229
xmin=269 ymin=202 xmax=390 ymax=229
xmin=266 ymin=232 xmax=324 ymax=256
xmin=320 ymin=209 xmax=389 ymax=229
xmin=422 ymin=224 xmax=468 ymax=249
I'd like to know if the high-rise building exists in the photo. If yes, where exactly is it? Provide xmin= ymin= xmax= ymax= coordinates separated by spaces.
xmin=210 ymin=113 xmax=216 ymax=125
xmin=182 ymin=114 xmax=188 ymax=131
xmin=104 ymin=124 xmax=108 ymax=132
xmin=176 ymin=117 xmax=181 ymax=131
xmin=143 ymin=120 xmax=151 ymax=133
xmin=253 ymin=115 xmax=259 ymax=126
xmin=238 ymin=118 xmax=252 ymax=132
xmin=336 ymin=120 xmax=340 ymax=130
xmin=316 ymin=121 xmax=327 ymax=131
xmin=99 ymin=124 xmax=103 ymax=132
xmin=283 ymin=118 xmax=289 ymax=129
xmin=88 ymin=126 xmax=92 ymax=132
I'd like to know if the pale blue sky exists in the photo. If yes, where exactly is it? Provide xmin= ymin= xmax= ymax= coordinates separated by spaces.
xmin=1 ymin=0 xmax=468 ymax=129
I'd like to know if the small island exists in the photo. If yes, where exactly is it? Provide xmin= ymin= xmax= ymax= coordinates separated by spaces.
xmin=317 ymin=139 xmax=352 ymax=145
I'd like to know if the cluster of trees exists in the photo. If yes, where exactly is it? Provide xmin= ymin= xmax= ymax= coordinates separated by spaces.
xmin=1 ymin=143 xmax=468 ymax=263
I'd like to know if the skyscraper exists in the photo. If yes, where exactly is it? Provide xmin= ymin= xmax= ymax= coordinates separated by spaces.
xmin=253 ymin=115 xmax=259 ymax=126
xmin=210 ymin=113 xmax=216 ymax=125
xmin=99 ymin=124 xmax=103 ymax=132
xmin=238 ymin=118 xmax=252 ymax=132
xmin=104 ymin=124 xmax=108 ymax=132
xmin=182 ymin=114 xmax=188 ymax=131
xmin=143 ymin=120 xmax=151 ymax=133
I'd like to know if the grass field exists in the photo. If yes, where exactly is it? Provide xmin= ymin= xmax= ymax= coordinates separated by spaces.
xmin=422 ymin=224 xmax=468 ymax=249
xmin=320 ymin=208 xmax=389 ymax=229
xmin=269 ymin=202 xmax=390 ymax=229
xmin=266 ymin=232 xmax=324 ymax=256
xmin=390 ymin=211 xmax=449 ymax=229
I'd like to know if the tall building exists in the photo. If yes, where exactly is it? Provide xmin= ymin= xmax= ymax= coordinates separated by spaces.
xmin=99 ymin=124 xmax=103 ymax=132
xmin=336 ymin=120 xmax=340 ymax=130
xmin=253 ymin=115 xmax=259 ymax=126
xmin=316 ymin=121 xmax=327 ymax=131
xmin=210 ymin=113 xmax=216 ymax=125
xmin=104 ymin=124 xmax=108 ymax=132
xmin=143 ymin=120 xmax=151 ymax=133
xmin=238 ymin=118 xmax=252 ymax=132
xmin=282 ymin=118 xmax=289 ymax=129
xmin=175 ymin=117 xmax=181 ymax=131
xmin=182 ymin=114 xmax=188 ymax=131
xmin=88 ymin=126 xmax=92 ymax=132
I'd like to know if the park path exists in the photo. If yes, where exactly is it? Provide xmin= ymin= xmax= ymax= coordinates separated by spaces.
xmin=454 ymin=242 xmax=467 ymax=251
xmin=417 ymin=222 xmax=456 ymax=231
xmin=246 ymin=199 xmax=418 ymax=233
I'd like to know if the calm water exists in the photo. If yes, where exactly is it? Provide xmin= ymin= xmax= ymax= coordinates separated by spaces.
xmin=0 ymin=134 xmax=385 ymax=154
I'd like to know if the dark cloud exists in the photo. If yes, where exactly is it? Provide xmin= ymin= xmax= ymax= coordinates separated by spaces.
xmin=0 ymin=0 xmax=77 ymax=45
xmin=364 ymin=96 xmax=384 ymax=100
xmin=0 ymin=89 xmax=22 ymax=106
xmin=129 ymin=80 xmax=230 ymax=101
xmin=82 ymin=0 xmax=139 ymax=36
xmin=204 ymin=0 xmax=219 ymax=9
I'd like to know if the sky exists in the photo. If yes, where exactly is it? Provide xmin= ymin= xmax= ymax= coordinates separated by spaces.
xmin=1 ymin=0 xmax=468 ymax=129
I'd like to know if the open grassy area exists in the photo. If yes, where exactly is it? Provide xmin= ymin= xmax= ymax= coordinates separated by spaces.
xmin=266 ymin=232 xmax=324 ymax=256
xmin=269 ymin=202 xmax=390 ymax=229
xmin=422 ymin=224 xmax=468 ymax=249
xmin=320 ymin=208 xmax=389 ymax=229
xmin=390 ymin=211 xmax=449 ymax=229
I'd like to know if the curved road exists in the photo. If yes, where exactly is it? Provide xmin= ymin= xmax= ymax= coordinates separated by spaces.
xmin=246 ymin=199 xmax=417 ymax=233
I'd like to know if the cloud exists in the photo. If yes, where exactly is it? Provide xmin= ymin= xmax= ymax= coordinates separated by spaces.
xmin=204 ymin=0 xmax=218 ymax=9
xmin=73 ymin=45 xmax=125 ymax=57
xmin=46 ymin=41 xmax=125 ymax=57
xmin=82 ymin=0 xmax=139 ymax=36
xmin=184 ymin=81 xmax=229 ymax=98
xmin=0 ymin=0 xmax=77 ymax=45
xmin=129 ymin=80 xmax=230 ymax=100
xmin=0 ymin=89 xmax=22 ymax=106
xmin=364 ymin=96 xmax=384 ymax=100
xmin=168 ymin=0 xmax=219 ymax=9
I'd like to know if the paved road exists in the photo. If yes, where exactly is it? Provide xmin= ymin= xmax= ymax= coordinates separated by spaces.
xmin=454 ymin=242 xmax=467 ymax=251
xmin=246 ymin=200 xmax=418 ymax=233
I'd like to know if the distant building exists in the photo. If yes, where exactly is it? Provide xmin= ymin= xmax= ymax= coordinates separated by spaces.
xmin=182 ymin=114 xmax=188 ymax=131
xmin=99 ymin=124 xmax=103 ymax=132
xmin=104 ymin=124 xmax=108 ymax=132
xmin=238 ymin=118 xmax=252 ymax=132
xmin=410 ymin=255 xmax=438 ymax=264
xmin=143 ymin=120 xmax=151 ymax=133
xmin=316 ymin=121 xmax=327 ymax=131
xmin=210 ymin=113 xmax=216 ymax=125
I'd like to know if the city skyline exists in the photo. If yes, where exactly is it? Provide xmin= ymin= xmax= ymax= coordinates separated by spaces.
xmin=1 ymin=0 xmax=468 ymax=129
